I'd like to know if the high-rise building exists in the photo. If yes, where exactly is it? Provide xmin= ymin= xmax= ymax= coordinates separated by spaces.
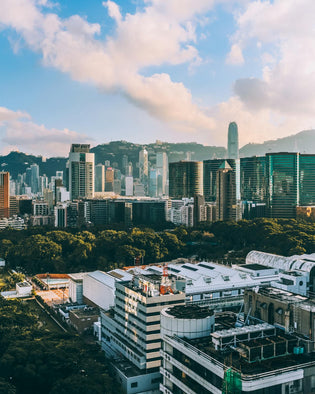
xmin=101 ymin=274 xmax=185 ymax=393
xmin=69 ymin=144 xmax=94 ymax=200
xmin=266 ymin=152 xmax=299 ymax=218
xmin=227 ymin=121 xmax=239 ymax=159
xmin=139 ymin=147 xmax=148 ymax=184
xmin=299 ymin=154 xmax=315 ymax=206
xmin=95 ymin=164 xmax=105 ymax=192
xmin=203 ymin=159 xmax=236 ymax=202
xmin=169 ymin=161 xmax=203 ymax=199
xmin=0 ymin=172 xmax=10 ymax=218
xmin=193 ymin=194 xmax=205 ymax=225
xmin=156 ymin=151 xmax=168 ymax=196
xmin=125 ymin=176 xmax=133 ymax=196
xmin=216 ymin=160 xmax=238 ymax=221
xmin=105 ymin=167 xmax=114 ymax=192
xmin=30 ymin=163 xmax=39 ymax=194
xmin=149 ymin=168 xmax=158 ymax=197
xmin=240 ymin=156 xmax=267 ymax=203
xmin=122 ymin=154 xmax=128 ymax=175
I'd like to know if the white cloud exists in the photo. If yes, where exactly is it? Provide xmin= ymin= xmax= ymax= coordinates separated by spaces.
xmin=229 ymin=0 xmax=315 ymax=117
xmin=226 ymin=43 xmax=244 ymax=65
xmin=0 ymin=0 xmax=218 ymax=137
xmin=0 ymin=107 xmax=90 ymax=156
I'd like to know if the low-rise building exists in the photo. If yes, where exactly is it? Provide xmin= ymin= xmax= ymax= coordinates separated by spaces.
xmin=160 ymin=308 xmax=315 ymax=394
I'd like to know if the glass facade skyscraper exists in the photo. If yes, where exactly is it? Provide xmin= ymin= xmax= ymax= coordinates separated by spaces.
xmin=299 ymin=154 xmax=315 ymax=206
xmin=169 ymin=161 xmax=203 ymax=199
xmin=240 ymin=156 xmax=267 ymax=203
xmin=203 ymin=159 xmax=236 ymax=202
xmin=227 ymin=122 xmax=239 ymax=159
xmin=266 ymin=153 xmax=299 ymax=218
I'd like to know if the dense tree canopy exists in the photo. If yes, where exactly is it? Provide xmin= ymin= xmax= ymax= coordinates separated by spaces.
xmin=0 ymin=298 xmax=117 ymax=394
xmin=0 ymin=218 xmax=315 ymax=274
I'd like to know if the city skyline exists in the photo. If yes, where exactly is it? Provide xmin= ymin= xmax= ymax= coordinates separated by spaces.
xmin=1 ymin=1 xmax=315 ymax=157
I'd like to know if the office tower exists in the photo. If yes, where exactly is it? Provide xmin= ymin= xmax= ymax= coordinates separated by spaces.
xmin=105 ymin=167 xmax=114 ymax=192
xmin=266 ymin=152 xmax=299 ymax=218
xmin=122 ymin=154 xmax=128 ymax=175
xmin=194 ymin=194 xmax=205 ymax=225
xmin=68 ymin=144 xmax=95 ymax=200
xmin=149 ymin=168 xmax=158 ymax=197
xmin=101 ymin=274 xmax=185 ymax=393
xmin=54 ymin=203 xmax=67 ymax=227
xmin=240 ymin=156 xmax=267 ymax=203
xmin=126 ymin=162 xmax=133 ymax=177
xmin=88 ymin=199 xmax=109 ymax=225
xmin=19 ymin=198 xmax=32 ymax=215
xmin=169 ymin=161 xmax=203 ymax=199
xmin=39 ymin=175 xmax=48 ymax=195
xmin=227 ymin=121 xmax=239 ymax=159
xmin=95 ymin=164 xmax=105 ymax=192
xmin=25 ymin=167 xmax=32 ymax=188
xmin=54 ymin=178 xmax=63 ymax=203
xmin=156 ymin=151 xmax=168 ymax=196
xmin=139 ymin=147 xmax=148 ymax=184
xmin=9 ymin=196 xmax=19 ymax=217
xmin=30 ymin=163 xmax=39 ymax=194
xmin=203 ymin=159 xmax=236 ymax=202
xmin=299 ymin=154 xmax=315 ymax=206
xmin=104 ymin=160 xmax=110 ymax=167
xmin=43 ymin=188 xmax=54 ymax=212
xmin=125 ymin=176 xmax=133 ymax=196
xmin=9 ymin=179 xmax=16 ymax=196
xmin=0 ymin=172 xmax=10 ymax=218
xmin=216 ymin=161 xmax=237 ymax=221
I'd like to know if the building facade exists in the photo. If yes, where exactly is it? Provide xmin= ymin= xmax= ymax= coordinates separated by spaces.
xmin=69 ymin=144 xmax=94 ymax=200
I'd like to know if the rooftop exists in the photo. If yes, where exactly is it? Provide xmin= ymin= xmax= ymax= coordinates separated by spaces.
xmin=68 ymin=272 xmax=89 ymax=281
xmin=17 ymin=281 xmax=31 ymax=287
xmin=177 ymin=313 xmax=315 ymax=376
xmin=165 ymin=305 xmax=214 ymax=319
xmin=243 ymin=264 xmax=275 ymax=271
xmin=70 ymin=307 xmax=99 ymax=317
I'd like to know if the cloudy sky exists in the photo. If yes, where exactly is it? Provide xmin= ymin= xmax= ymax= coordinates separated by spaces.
xmin=0 ymin=0 xmax=314 ymax=156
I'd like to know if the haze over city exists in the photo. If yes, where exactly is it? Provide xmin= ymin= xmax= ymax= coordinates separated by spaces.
xmin=1 ymin=0 xmax=314 ymax=156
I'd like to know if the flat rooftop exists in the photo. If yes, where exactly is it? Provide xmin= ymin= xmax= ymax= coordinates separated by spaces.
xmin=68 ymin=272 xmax=88 ymax=281
xmin=70 ymin=307 xmax=99 ymax=317
xmin=182 ymin=314 xmax=315 ymax=375
xmin=243 ymin=264 xmax=275 ymax=271
xmin=17 ymin=281 xmax=31 ymax=287
xmin=165 ymin=305 xmax=214 ymax=319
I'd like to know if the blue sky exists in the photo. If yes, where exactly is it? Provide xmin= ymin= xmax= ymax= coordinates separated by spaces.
xmin=0 ymin=0 xmax=314 ymax=156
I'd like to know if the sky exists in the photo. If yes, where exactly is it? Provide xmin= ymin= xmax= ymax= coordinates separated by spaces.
xmin=0 ymin=0 xmax=314 ymax=157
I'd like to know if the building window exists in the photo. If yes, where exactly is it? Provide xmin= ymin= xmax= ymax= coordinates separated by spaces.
xmin=131 ymin=382 xmax=138 ymax=388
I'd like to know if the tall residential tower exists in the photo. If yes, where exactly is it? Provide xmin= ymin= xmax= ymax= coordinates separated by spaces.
xmin=69 ymin=144 xmax=94 ymax=200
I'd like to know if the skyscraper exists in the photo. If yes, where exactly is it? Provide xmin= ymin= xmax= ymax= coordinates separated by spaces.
xmin=30 ymin=163 xmax=39 ymax=194
xmin=0 ymin=172 xmax=10 ymax=218
xmin=139 ymin=147 xmax=148 ymax=183
xmin=240 ymin=156 xmax=267 ymax=203
xmin=266 ymin=152 xmax=299 ymax=218
xmin=156 ymin=151 xmax=168 ymax=196
xmin=105 ymin=167 xmax=114 ymax=192
xmin=95 ymin=164 xmax=105 ymax=192
xmin=68 ymin=144 xmax=94 ymax=200
xmin=227 ymin=122 xmax=239 ymax=159
xmin=216 ymin=161 xmax=237 ymax=221
xmin=169 ymin=161 xmax=203 ymax=198
xmin=203 ymin=159 xmax=236 ymax=202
